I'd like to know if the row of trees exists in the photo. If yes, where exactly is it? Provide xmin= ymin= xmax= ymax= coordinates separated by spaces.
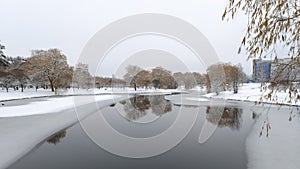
xmin=123 ymin=65 xmax=178 ymax=90
xmin=123 ymin=65 xmax=210 ymax=90
xmin=173 ymin=72 xmax=206 ymax=89
xmin=95 ymin=76 xmax=126 ymax=89
xmin=207 ymin=63 xmax=247 ymax=95
xmin=0 ymin=53 xmax=28 ymax=92
xmin=0 ymin=46 xmax=126 ymax=93
xmin=1 ymin=44 xmax=248 ymax=94
xmin=123 ymin=64 xmax=248 ymax=94
xmin=0 ymin=48 xmax=76 ymax=93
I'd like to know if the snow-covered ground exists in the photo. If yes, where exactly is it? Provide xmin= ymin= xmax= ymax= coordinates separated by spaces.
xmin=202 ymin=83 xmax=300 ymax=106
xmin=0 ymin=88 xmax=184 ymax=102
xmin=0 ymin=95 xmax=123 ymax=117
xmin=0 ymin=88 xmax=55 ymax=101
xmin=246 ymin=105 xmax=300 ymax=169
xmin=0 ymin=94 xmax=128 ymax=169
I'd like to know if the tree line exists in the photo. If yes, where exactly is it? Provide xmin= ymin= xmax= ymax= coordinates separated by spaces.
xmin=0 ymin=43 xmax=248 ymax=95
xmin=123 ymin=64 xmax=248 ymax=94
xmin=0 ymin=46 xmax=125 ymax=93
xmin=123 ymin=65 xmax=178 ymax=90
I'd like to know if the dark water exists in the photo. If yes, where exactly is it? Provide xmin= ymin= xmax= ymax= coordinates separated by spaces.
xmin=8 ymin=95 xmax=257 ymax=169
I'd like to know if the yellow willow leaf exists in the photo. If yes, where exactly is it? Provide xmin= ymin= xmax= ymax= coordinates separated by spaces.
xmin=242 ymin=37 xmax=246 ymax=45
xmin=222 ymin=8 xmax=227 ymax=20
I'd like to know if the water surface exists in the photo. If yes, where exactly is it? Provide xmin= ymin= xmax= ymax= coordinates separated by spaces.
xmin=7 ymin=94 xmax=298 ymax=169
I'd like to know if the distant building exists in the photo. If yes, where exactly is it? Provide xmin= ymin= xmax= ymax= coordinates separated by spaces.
xmin=252 ymin=59 xmax=271 ymax=82
xmin=253 ymin=58 xmax=300 ymax=83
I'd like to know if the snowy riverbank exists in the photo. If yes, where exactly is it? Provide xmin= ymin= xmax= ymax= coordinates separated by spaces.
xmin=0 ymin=95 xmax=124 ymax=117
xmin=0 ymin=94 xmax=128 ymax=169
xmin=202 ymin=83 xmax=300 ymax=107
xmin=199 ymin=83 xmax=300 ymax=169
xmin=167 ymin=85 xmax=300 ymax=169
xmin=0 ymin=88 xmax=185 ymax=102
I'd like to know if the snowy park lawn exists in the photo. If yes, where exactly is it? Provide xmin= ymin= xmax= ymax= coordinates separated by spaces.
xmin=0 ymin=88 xmax=184 ymax=102
xmin=0 ymin=87 xmax=183 ymax=117
xmin=0 ymin=95 xmax=124 ymax=118
xmin=203 ymin=83 xmax=300 ymax=106
xmin=0 ymin=88 xmax=55 ymax=101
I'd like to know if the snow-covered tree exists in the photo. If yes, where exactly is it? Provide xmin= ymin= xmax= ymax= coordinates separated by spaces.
xmin=0 ymin=43 xmax=9 ymax=69
xmin=6 ymin=56 xmax=28 ymax=92
xmin=193 ymin=72 xmax=205 ymax=88
xmin=177 ymin=72 xmax=196 ymax=89
xmin=24 ymin=49 xmax=72 ymax=93
xmin=206 ymin=63 xmax=226 ymax=95
xmin=174 ymin=72 xmax=203 ymax=89
xmin=173 ymin=72 xmax=185 ymax=88
xmin=123 ymin=65 xmax=143 ymax=91
xmin=0 ymin=56 xmax=28 ymax=92
xmin=207 ymin=63 xmax=245 ymax=94
xmin=151 ymin=67 xmax=177 ymax=89
xmin=73 ymin=69 xmax=91 ymax=89
xmin=134 ymin=70 xmax=152 ymax=89
xmin=223 ymin=63 xmax=239 ymax=93
xmin=0 ymin=72 xmax=15 ymax=92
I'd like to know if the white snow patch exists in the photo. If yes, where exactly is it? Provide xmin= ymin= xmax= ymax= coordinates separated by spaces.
xmin=0 ymin=88 xmax=55 ymax=101
xmin=0 ymin=94 xmax=127 ymax=169
xmin=202 ymin=83 xmax=300 ymax=106
xmin=0 ymin=95 xmax=122 ymax=117
xmin=0 ymin=88 xmax=184 ymax=101
xmin=246 ymin=108 xmax=300 ymax=169
xmin=186 ymin=97 xmax=209 ymax=102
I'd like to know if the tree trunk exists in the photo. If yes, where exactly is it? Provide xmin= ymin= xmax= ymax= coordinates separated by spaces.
xmin=47 ymin=76 xmax=55 ymax=92
xmin=233 ymin=81 xmax=238 ymax=94
xmin=21 ymin=84 xmax=24 ymax=92
xmin=49 ymin=80 xmax=55 ymax=92
xmin=134 ymin=83 xmax=137 ymax=91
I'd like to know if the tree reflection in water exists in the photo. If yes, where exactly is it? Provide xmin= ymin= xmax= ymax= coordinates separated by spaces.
xmin=123 ymin=95 xmax=172 ymax=121
xmin=150 ymin=95 xmax=172 ymax=116
xmin=47 ymin=130 xmax=67 ymax=145
xmin=206 ymin=106 xmax=243 ymax=130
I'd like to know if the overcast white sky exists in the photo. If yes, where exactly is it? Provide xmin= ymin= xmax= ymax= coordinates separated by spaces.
xmin=1 ymin=0 xmax=253 ymax=77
